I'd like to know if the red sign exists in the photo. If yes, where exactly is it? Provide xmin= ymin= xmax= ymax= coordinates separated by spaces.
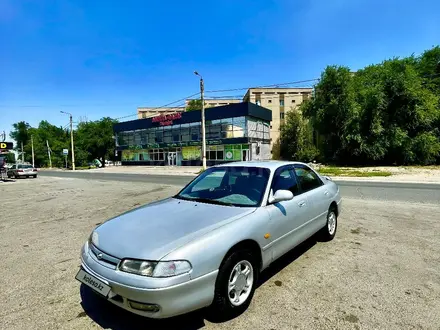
xmin=152 ymin=112 xmax=182 ymax=126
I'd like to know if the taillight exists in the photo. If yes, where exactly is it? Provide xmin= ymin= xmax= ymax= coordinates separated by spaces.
xmin=34 ymin=168 xmax=38 ymax=171
xmin=17 ymin=169 xmax=24 ymax=173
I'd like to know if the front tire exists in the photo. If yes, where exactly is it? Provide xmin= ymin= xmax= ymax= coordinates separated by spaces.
xmin=320 ymin=207 xmax=338 ymax=241
xmin=209 ymin=250 xmax=258 ymax=320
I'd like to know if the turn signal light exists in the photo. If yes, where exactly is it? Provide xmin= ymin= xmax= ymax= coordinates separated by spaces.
xmin=128 ymin=300 xmax=160 ymax=313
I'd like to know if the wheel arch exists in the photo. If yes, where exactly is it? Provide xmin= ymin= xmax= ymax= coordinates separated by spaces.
xmin=220 ymin=239 xmax=263 ymax=272
xmin=329 ymin=201 xmax=338 ymax=217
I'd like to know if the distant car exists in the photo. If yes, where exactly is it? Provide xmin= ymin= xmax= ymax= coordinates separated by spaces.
xmin=76 ymin=161 xmax=342 ymax=320
xmin=7 ymin=164 xmax=38 ymax=178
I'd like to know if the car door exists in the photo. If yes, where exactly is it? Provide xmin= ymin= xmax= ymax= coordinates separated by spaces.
xmin=293 ymin=164 xmax=330 ymax=234
xmin=265 ymin=165 xmax=311 ymax=261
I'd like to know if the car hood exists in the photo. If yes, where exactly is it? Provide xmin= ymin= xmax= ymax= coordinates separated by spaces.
xmin=93 ymin=198 xmax=256 ymax=260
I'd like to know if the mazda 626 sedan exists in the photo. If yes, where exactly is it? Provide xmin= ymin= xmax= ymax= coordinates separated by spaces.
xmin=76 ymin=161 xmax=342 ymax=319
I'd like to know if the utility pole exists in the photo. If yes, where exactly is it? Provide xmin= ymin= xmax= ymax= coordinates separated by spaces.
xmin=61 ymin=111 xmax=75 ymax=170
xmin=46 ymin=140 xmax=52 ymax=168
xmin=31 ymin=136 xmax=35 ymax=167
xmin=194 ymin=71 xmax=207 ymax=170
xmin=21 ymin=141 xmax=24 ymax=163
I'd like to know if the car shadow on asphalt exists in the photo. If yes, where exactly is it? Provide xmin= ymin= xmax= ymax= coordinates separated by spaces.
xmin=0 ymin=178 xmax=16 ymax=183
xmin=257 ymin=234 xmax=318 ymax=288
xmin=80 ymin=284 xmax=207 ymax=329
xmin=79 ymin=235 xmax=318 ymax=329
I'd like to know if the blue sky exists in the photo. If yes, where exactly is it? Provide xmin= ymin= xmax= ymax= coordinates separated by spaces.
xmin=1 ymin=0 xmax=439 ymax=139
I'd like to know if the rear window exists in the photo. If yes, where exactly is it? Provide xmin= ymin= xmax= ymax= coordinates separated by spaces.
xmin=18 ymin=165 xmax=33 ymax=169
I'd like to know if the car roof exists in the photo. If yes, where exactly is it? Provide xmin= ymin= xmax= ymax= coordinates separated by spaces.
xmin=214 ymin=160 xmax=309 ymax=171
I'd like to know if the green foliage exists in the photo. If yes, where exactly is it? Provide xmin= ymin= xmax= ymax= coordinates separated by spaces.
xmin=8 ymin=118 xmax=117 ymax=168
xmin=318 ymin=167 xmax=392 ymax=177
xmin=76 ymin=117 xmax=118 ymax=166
xmin=9 ymin=122 xmax=31 ymax=149
xmin=303 ymin=46 xmax=440 ymax=165
xmin=279 ymin=109 xmax=319 ymax=162
xmin=271 ymin=138 xmax=281 ymax=160
xmin=186 ymin=99 xmax=203 ymax=111
xmin=4 ymin=152 xmax=16 ymax=163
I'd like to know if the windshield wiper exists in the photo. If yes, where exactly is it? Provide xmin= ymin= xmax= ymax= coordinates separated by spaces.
xmin=175 ymin=196 xmax=234 ymax=206
xmin=194 ymin=198 xmax=235 ymax=206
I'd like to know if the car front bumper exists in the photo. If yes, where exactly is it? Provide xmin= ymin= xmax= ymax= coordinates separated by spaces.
xmin=79 ymin=243 xmax=218 ymax=319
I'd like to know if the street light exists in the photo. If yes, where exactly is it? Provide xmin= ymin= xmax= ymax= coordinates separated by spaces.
xmin=60 ymin=111 xmax=76 ymax=171
xmin=194 ymin=71 xmax=206 ymax=170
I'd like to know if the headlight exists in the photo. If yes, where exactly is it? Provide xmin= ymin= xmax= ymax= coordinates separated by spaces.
xmin=119 ymin=259 xmax=192 ymax=277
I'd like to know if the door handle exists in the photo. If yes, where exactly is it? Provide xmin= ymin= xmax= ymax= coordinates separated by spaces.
xmin=324 ymin=190 xmax=329 ymax=195
xmin=298 ymin=201 xmax=306 ymax=207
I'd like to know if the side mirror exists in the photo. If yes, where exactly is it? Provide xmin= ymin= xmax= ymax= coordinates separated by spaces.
xmin=323 ymin=175 xmax=332 ymax=181
xmin=268 ymin=189 xmax=294 ymax=204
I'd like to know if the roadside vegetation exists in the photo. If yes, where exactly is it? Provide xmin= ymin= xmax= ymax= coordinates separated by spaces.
xmin=274 ymin=46 xmax=440 ymax=166
xmin=317 ymin=167 xmax=392 ymax=177
xmin=8 ymin=118 xmax=117 ymax=168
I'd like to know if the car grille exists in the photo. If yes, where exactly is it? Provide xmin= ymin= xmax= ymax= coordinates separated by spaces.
xmin=89 ymin=243 xmax=120 ymax=268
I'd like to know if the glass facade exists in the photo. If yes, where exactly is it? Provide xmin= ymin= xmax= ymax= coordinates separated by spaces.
xmin=117 ymin=116 xmax=247 ymax=147
xmin=116 ymin=115 xmax=270 ymax=165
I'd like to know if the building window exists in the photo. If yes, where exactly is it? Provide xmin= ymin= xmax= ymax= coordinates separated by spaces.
xmin=149 ymin=148 xmax=165 ymax=161
xmin=190 ymin=123 xmax=200 ymax=141
xmin=280 ymin=100 xmax=284 ymax=106
xmin=280 ymin=112 xmax=285 ymax=120
xmin=291 ymin=99 xmax=296 ymax=103
xmin=268 ymin=99 xmax=272 ymax=104
xmin=142 ymin=112 xmax=146 ymax=119
xmin=155 ymin=129 xmax=163 ymax=143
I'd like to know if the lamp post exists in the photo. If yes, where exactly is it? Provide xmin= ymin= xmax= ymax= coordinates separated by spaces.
xmin=194 ymin=71 xmax=206 ymax=170
xmin=60 ymin=111 xmax=75 ymax=171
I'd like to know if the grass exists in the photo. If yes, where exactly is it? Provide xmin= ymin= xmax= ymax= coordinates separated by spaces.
xmin=318 ymin=167 xmax=392 ymax=177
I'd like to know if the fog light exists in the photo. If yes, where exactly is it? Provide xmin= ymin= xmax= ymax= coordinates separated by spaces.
xmin=128 ymin=300 xmax=160 ymax=313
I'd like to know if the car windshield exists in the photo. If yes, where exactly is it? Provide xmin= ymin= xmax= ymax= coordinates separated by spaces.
xmin=175 ymin=166 xmax=270 ymax=207
xmin=18 ymin=165 xmax=33 ymax=169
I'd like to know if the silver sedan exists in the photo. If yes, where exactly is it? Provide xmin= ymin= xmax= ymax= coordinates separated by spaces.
xmin=7 ymin=164 xmax=38 ymax=178
xmin=76 ymin=161 xmax=342 ymax=319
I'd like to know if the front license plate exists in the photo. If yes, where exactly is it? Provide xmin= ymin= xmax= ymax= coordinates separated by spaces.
xmin=75 ymin=269 xmax=111 ymax=297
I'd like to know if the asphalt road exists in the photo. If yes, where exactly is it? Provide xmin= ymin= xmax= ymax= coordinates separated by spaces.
xmin=39 ymin=170 xmax=440 ymax=204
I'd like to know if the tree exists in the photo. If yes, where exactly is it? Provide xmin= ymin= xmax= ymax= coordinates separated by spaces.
xmin=302 ymin=66 xmax=359 ymax=163
xmin=76 ymin=117 xmax=118 ymax=166
xmin=9 ymin=121 xmax=31 ymax=151
xmin=303 ymin=49 xmax=440 ymax=165
xmin=417 ymin=46 xmax=440 ymax=93
xmin=271 ymin=138 xmax=281 ymax=160
xmin=186 ymin=99 xmax=203 ymax=111
xmin=279 ymin=108 xmax=319 ymax=162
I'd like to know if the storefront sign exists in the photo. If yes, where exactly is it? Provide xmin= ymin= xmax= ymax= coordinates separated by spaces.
xmin=152 ymin=113 xmax=182 ymax=126
xmin=0 ymin=142 xmax=13 ymax=150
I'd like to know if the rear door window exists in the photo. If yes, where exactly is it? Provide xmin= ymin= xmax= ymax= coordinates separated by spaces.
xmin=294 ymin=165 xmax=323 ymax=193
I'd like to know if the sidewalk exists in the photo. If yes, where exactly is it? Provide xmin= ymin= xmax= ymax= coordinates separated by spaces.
xmin=41 ymin=166 xmax=202 ymax=176
xmin=40 ymin=165 xmax=440 ymax=184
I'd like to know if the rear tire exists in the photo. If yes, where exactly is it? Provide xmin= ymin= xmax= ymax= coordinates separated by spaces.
xmin=209 ymin=249 xmax=259 ymax=321
xmin=33 ymin=175 xmax=37 ymax=178
xmin=319 ymin=207 xmax=338 ymax=241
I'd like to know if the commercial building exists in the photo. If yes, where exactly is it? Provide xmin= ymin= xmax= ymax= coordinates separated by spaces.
xmin=243 ymin=88 xmax=313 ymax=147
xmin=114 ymin=102 xmax=272 ymax=166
